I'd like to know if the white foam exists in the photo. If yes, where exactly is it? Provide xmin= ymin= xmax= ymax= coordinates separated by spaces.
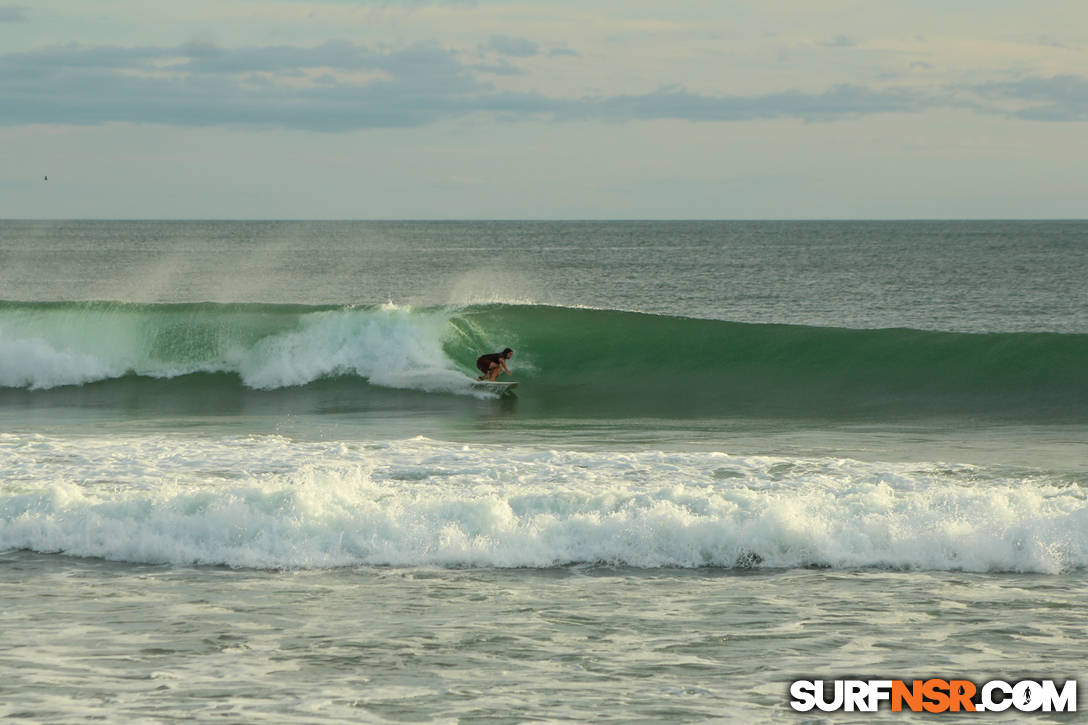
xmin=1 ymin=434 xmax=1084 ymax=573
xmin=232 ymin=306 xmax=466 ymax=392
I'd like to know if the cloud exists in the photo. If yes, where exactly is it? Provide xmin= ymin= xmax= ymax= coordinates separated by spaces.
xmin=471 ymin=60 xmax=524 ymax=76
xmin=0 ymin=5 xmax=26 ymax=22
xmin=576 ymin=84 xmax=930 ymax=123
xmin=482 ymin=34 xmax=540 ymax=58
xmin=0 ymin=41 xmax=476 ymax=130
xmin=820 ymin=35 xmax=858 ymax=48
xmin=5 ymin=41 xmax=1079 ymax=131
xmin=973 ymin=75 xmax=1088 ymax=121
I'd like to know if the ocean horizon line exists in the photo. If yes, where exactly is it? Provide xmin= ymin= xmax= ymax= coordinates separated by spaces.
xmin=3 ymin=217 xmax=1088 ymax=223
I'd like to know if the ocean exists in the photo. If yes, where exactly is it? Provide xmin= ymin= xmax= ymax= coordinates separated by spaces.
xmin=0 ymin=220 xmax=1085 ymax=722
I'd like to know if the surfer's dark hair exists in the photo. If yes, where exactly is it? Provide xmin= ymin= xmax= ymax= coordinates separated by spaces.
xmin=502 ymin=348 xmax=513 ymax=355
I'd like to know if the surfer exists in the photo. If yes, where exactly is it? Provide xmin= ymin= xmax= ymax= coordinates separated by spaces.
xmin=476 ymin=348 xmax=513 ymax=381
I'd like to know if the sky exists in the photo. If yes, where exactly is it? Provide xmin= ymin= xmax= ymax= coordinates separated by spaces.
xmin=2 ymin=0 xmax=1087 ymax=219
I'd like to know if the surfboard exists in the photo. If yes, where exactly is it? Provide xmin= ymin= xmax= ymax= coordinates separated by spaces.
xmin=471 ymin=380 xmax=519 ymax=396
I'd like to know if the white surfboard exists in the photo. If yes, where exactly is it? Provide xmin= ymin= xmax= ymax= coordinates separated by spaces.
xmin=471 ymin=380 xmax=519 ymax=396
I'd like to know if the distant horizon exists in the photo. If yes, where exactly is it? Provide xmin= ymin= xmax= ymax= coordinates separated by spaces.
xmin=4 ymin=217 xmax=1088 ymax=223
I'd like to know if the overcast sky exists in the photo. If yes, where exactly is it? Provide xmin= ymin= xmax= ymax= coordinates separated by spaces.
xmin=3 ymin=0 xmax=1087 ymax=218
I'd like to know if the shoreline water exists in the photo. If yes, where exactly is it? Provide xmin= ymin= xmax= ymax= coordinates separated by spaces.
xmin=3 ymin=550 xmax=1085 ymax=723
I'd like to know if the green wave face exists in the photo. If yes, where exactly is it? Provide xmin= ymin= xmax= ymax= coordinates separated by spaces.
xmin=1 ymin=301 xmax=1085 ymax=421
xmin=452 ymin=305 xmax=1088 ymax=420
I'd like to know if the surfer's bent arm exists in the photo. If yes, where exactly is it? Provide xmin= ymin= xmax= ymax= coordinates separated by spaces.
xmin=501 ymin=360 xmax=511 ymax=375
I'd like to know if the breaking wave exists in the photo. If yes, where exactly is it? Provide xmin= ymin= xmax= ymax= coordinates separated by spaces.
xmin=1 ymin=434 xmax=1085 ymax=573
xmin=1 ymin=301 xmax=1085 ymax=420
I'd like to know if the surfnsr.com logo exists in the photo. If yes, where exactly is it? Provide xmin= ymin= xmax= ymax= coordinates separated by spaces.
xmin=789 ymin=679 xmax=1077 ymax=713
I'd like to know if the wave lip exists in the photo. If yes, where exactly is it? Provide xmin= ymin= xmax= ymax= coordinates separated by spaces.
xmin=2 ymin=435 xmax=1084 ymax=573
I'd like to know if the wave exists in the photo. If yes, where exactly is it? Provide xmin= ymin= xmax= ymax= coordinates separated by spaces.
xmin=1 ymin=435 xmax=1084 ymax=573
xmin=1 ymin=301 xmax=1085 ymax=420
xmin=0 ymin=300 xmax=475 ymax=394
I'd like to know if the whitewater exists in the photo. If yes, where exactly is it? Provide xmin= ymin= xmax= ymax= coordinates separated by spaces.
xmin=3 ymin=433 xmax=1085 ymax=573
xmin=1 ymin=220 xmax=1085 ymax=723
xmin=0 ymin=301 xmax=472 ymax=392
